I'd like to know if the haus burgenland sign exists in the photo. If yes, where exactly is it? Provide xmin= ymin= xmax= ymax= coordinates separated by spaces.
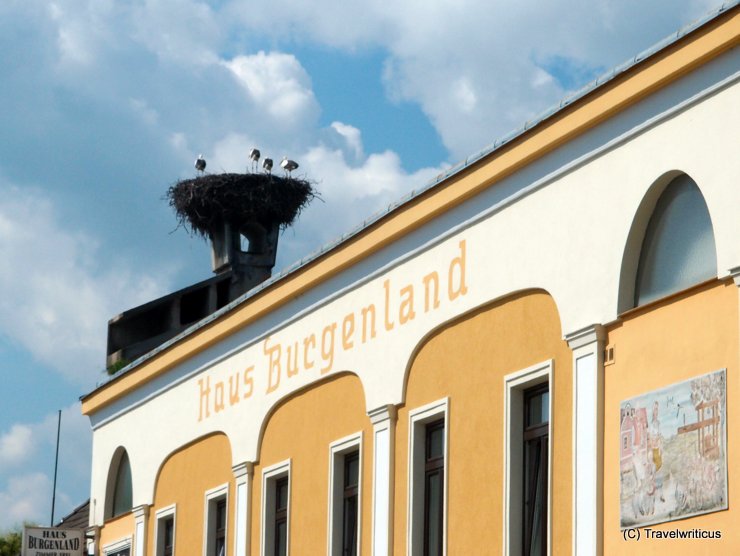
xmin=22 ymin=527 xmax=84 ymax=556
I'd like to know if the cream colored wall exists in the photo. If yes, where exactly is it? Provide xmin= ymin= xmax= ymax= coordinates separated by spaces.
xmin=604 ymin=281 xmax=739 ymax=553
xmin=394 ymin=291 xmax=573 ymax=555
xmin=249 ymin=373 xmax=373 ymax=556
xmin=147 ymin=434 xmax=235 ymax=556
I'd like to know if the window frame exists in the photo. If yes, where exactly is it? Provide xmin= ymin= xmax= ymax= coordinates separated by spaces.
xmin=203 ymin=483 xmax=229 ymax=556
xmin=261 ymin=459 xmax=291 ymax=556
xmin=154 ymin=504 xmax=176 ymax=556
xmin=327 ymin=432 xmax=363 ymax=556
xmin=407 ymin=397 xmax=449 ymax=556
xmin=503 ymin=360 xmax=552 ymax=556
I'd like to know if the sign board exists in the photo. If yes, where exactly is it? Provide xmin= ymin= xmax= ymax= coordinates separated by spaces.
xmin=22 ymin=527 xmax=85 ymax=556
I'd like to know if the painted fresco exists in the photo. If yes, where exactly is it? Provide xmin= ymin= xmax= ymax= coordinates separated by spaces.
xmin=620 ymin=369 xmax=727 ymax=528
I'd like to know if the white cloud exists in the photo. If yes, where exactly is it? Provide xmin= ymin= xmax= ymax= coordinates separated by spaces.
xmin=0 ymin=472 xmax=52 ymax=527
xmin=452 ymin=78 xmax=477 ymax=114
xmin=220 ymin=0 xmax=711 ymax=157
xmin=130 ymin=0 xmax=221 ymax=66
xmin=0 ymin=184 xmax=169 ymax=386
xmin=222 ymin=52 xmax=320 ymax=131
xmin=129 ymin=98 xmax=160 ymax=126
xmin=9 ymin=0 xmax=712 ymax=163
xmin=330 ymin=122 xmax=364 ymax=162
xmin=0 ymin=425 xmax=34 ymax=469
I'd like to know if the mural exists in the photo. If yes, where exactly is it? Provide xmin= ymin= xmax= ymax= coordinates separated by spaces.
xmin=620 ymin=369 xmax=727 ymax=528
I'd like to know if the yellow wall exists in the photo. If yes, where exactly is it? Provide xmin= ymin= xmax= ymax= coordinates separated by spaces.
xmin=99 ymin=511 xmax=135 ymax=552
xmin=250 ymin=373 xmax=373 ymax=556
xmin=394 ymin=290 xmax=573 ymax=554
xmin=147 ymin=433 xmax=235 ymax=556
xmin=604 ymin=280 xmax=739 ymax=553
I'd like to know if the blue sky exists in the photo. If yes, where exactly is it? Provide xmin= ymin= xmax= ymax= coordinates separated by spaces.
xmin=0 ymin=0 xmax=718 ymax=529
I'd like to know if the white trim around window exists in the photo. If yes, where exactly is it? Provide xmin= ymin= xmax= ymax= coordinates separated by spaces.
xmin=154 ymin=504 xmax=176 ymax=556
xmin=327 ymin=432 xmax=363 ymax=556
xmin=502 ymin=359 xmax=553 ymax=556
xmin=406 ymin=397 xmax=449 ymax=556
xmin=203 ymin=483 xmax=229 ymax=556
xmin=261 ymin=459 xmax=291 ymax=556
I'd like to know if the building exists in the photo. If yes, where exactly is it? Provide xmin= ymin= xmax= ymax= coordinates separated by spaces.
xmin=80 ymin=5 xmax=740 ymax=555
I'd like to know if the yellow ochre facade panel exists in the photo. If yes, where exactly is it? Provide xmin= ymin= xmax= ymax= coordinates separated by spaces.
xmin=147 ymin=433 xmax=235 ymax=556
xmin=394 ymin=290 xmax=572 ymax=555
xmin=604 ymin=281 xmax=739 ymax=553
xmin=250 ymin=373 xmax=374 ymax=556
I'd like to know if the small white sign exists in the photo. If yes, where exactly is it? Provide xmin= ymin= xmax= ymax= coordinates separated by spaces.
xmin=22 ymin=527 xmax=85 ymax=556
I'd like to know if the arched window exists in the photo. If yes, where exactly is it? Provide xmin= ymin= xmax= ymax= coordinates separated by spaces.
xmin=110 ymin=451 xmax=133 ymax=518
xmin=634 ymin=174 xmax=716 ymax=307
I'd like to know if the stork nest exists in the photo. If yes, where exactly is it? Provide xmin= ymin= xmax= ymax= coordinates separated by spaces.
xmin=167 ymin=173 xmax=317 ymax=238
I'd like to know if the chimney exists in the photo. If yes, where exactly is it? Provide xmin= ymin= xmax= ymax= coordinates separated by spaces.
xmin=209 ymin=219 xmax=280 ymax=298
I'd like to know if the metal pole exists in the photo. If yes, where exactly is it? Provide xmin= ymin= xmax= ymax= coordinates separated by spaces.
xmin=51 ymin=409 xmax=61 ymax=526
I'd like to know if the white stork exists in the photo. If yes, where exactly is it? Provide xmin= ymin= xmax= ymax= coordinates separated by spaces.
xmin=249 ymin=148 xmax=261 ymax=172
xmin=281 ymin=157 xmax=299 ymax=176
xmin=194 ymin=154 xmax=206 ymax=174
xmin=263 ymin=158 xmax=273 ymax=174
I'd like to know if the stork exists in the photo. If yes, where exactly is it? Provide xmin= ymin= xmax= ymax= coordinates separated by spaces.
xmin=249 ymin=148 xmax=261 ymax=172
xmin=262 ymin=158 xmax=273 ymax=174
xmin=280 ymin=157 xmax=299 ymax=176
xmin=194 ymin=154 xmax=206 ymax=174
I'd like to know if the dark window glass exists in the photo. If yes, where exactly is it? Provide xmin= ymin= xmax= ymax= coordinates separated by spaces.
xmin=111 ymin=452 xmax=133 ymax=517
xmin=342 ymin=451 xmax=359 ymax=556
xmin=635 ymin=175 xmax=716 ymax=306
xmin=523 ymin=385 xmax=548 ymax=556
xmin=274 ymin=477 xmax=289 ymax=556
xmin=214 ymin=499 xmax=226 ymax=556
xmin=163 ymin=517 xmax=174 ymax=556
xmin=424 ymin=420 xmax=445 ymax=556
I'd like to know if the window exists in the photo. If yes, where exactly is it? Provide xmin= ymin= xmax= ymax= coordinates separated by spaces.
xmin=341 ymin=452 xmax=360 ymax=556
xmin=503 ymin=360 xmax=551 ymax=556
xmin=274 ymin=478 xmax=288 ymax=556
xmin=261 ymin=460 xmax=291 ymax=556
xmin=109 ymin=450 xmax=133 ymax=518
xmin=634 ymin=174 xmax=716 ymax=306
xmin=423 ymin=420 xmax=445 ymax=556
xmin=408 ymin=398 xmax=448 ymax=556
xmin=328 ymin=433 xmax=362 ymax=556
xmin=523 ymin=385 xmax=549 ymax=556
xmin=155 ymin=505 xmax=176 ymax=556
xmin=204 ymin=485 xmax=228 ymax=556
xmin=215 ymin=499 xmax=227 ymax=556
xmin=163 ymin=518 xmax=174 ymax=556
